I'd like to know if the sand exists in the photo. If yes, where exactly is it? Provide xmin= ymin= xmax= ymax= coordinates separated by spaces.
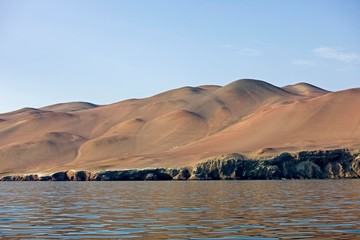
xmin=0 ymin=79 xmax=359 ymax=176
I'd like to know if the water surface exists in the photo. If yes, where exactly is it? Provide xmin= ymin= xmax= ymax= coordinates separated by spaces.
xmin=1 ymin=180 xmax=360 ymax=239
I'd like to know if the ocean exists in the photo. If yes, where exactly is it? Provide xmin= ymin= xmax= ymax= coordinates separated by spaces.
xmin=1 ymin=180 xmax=360 ymax=239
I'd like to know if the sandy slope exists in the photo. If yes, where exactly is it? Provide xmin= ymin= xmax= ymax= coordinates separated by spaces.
xmin=40 ymin=101 xmax=98 ymax=112
xmin=0 ymin=79 xmax=359 ymax=176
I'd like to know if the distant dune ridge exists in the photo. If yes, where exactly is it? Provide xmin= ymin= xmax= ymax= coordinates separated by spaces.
xmin=0 ymin=79 xmax=359 ymax=177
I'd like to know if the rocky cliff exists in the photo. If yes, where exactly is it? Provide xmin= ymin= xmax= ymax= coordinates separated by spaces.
xmin=190 ymin=149 xmax=360 ymax=180
xmin=2 ymin=149 xmax=359 ymax=181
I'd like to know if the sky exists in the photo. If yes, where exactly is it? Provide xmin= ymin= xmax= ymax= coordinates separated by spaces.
xmin=0 ymin=0 xmax=359 ymax=113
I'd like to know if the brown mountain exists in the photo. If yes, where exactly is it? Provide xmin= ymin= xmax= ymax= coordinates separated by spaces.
xmin=0 ymin=79 xmax=359 ymax=176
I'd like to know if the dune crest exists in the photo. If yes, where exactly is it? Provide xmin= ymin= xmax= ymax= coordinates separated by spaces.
xmin=283 ymin=82 xmax=330 ymax=97
xmin=41 ymin=102 xmax=98 ymax=112
xmin=0 ymin=79 xmax=359 ymax=176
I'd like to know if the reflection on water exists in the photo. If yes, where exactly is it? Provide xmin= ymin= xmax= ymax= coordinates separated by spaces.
xmin=1 ymin=180 xmax=360 ymax=239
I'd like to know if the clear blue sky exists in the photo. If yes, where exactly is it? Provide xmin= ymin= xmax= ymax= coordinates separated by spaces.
xmin=1 ymin=0 xmax=359 ymax=113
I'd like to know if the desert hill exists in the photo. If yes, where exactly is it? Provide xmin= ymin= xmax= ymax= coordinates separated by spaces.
xmin=0 ymin=79 xmax=359 ymax=176
xmin=40 ymin=101 xmax=98 ymax=112
xmin=283 ymin=82 xmax=330 ymax=97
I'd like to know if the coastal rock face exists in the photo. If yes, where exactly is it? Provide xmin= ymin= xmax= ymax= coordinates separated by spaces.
xmin=190 ymin=153 xmax=278 ymax=180
xmin=191 ymin=149 xmax=360 ymax=180
xmin=65 ymin=170 xmax=92 ymax=181
xmin=1 ymin=149 xmax=359 ymax=181
xmin=39 ymin=176 xmax=51 ymax=181
xmin=48 ymin=170 xmax=93 ymax=181
xmin=173 ymin=168 xmax=192 ymax=180
xmin=50 ymin=171 xmax=68 ymax=181
xmin=92 ymin=168 xmax=173 ymax=181
xmin=0 ymin=170 xmax=93 ymax=181
xmin=1 ymin=174 xmax=39 ymax=181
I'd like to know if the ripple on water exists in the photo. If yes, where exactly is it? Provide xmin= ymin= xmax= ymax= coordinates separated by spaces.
xmin=0 ymin=180 xmax=360 ymax=239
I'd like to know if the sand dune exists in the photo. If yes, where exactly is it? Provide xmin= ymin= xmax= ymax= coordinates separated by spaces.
xmin=40 ymin=101 xmax=98 ymax=112
xmin=170 ymin=88 xmax=360 ymax=159
xmin=0 ymin=79 xmax=359 ymax=176
xmin=283 ymin=82 xmax=330 ymax=97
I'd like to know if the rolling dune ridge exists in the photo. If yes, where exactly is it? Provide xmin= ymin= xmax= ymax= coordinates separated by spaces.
xmin=1 ymin=79 xmax=359 ymax=176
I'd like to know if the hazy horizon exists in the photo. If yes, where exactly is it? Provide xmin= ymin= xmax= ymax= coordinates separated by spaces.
xmin=1 ymin=0 xmax=359 ymax=113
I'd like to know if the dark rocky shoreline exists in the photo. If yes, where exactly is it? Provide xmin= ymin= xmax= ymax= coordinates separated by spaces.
xmin=2 ymin=149 xmax=360 ymax=181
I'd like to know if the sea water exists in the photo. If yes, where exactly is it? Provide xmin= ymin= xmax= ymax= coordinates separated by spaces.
xmin=1 ymin=180 xmax=360 ymax=239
